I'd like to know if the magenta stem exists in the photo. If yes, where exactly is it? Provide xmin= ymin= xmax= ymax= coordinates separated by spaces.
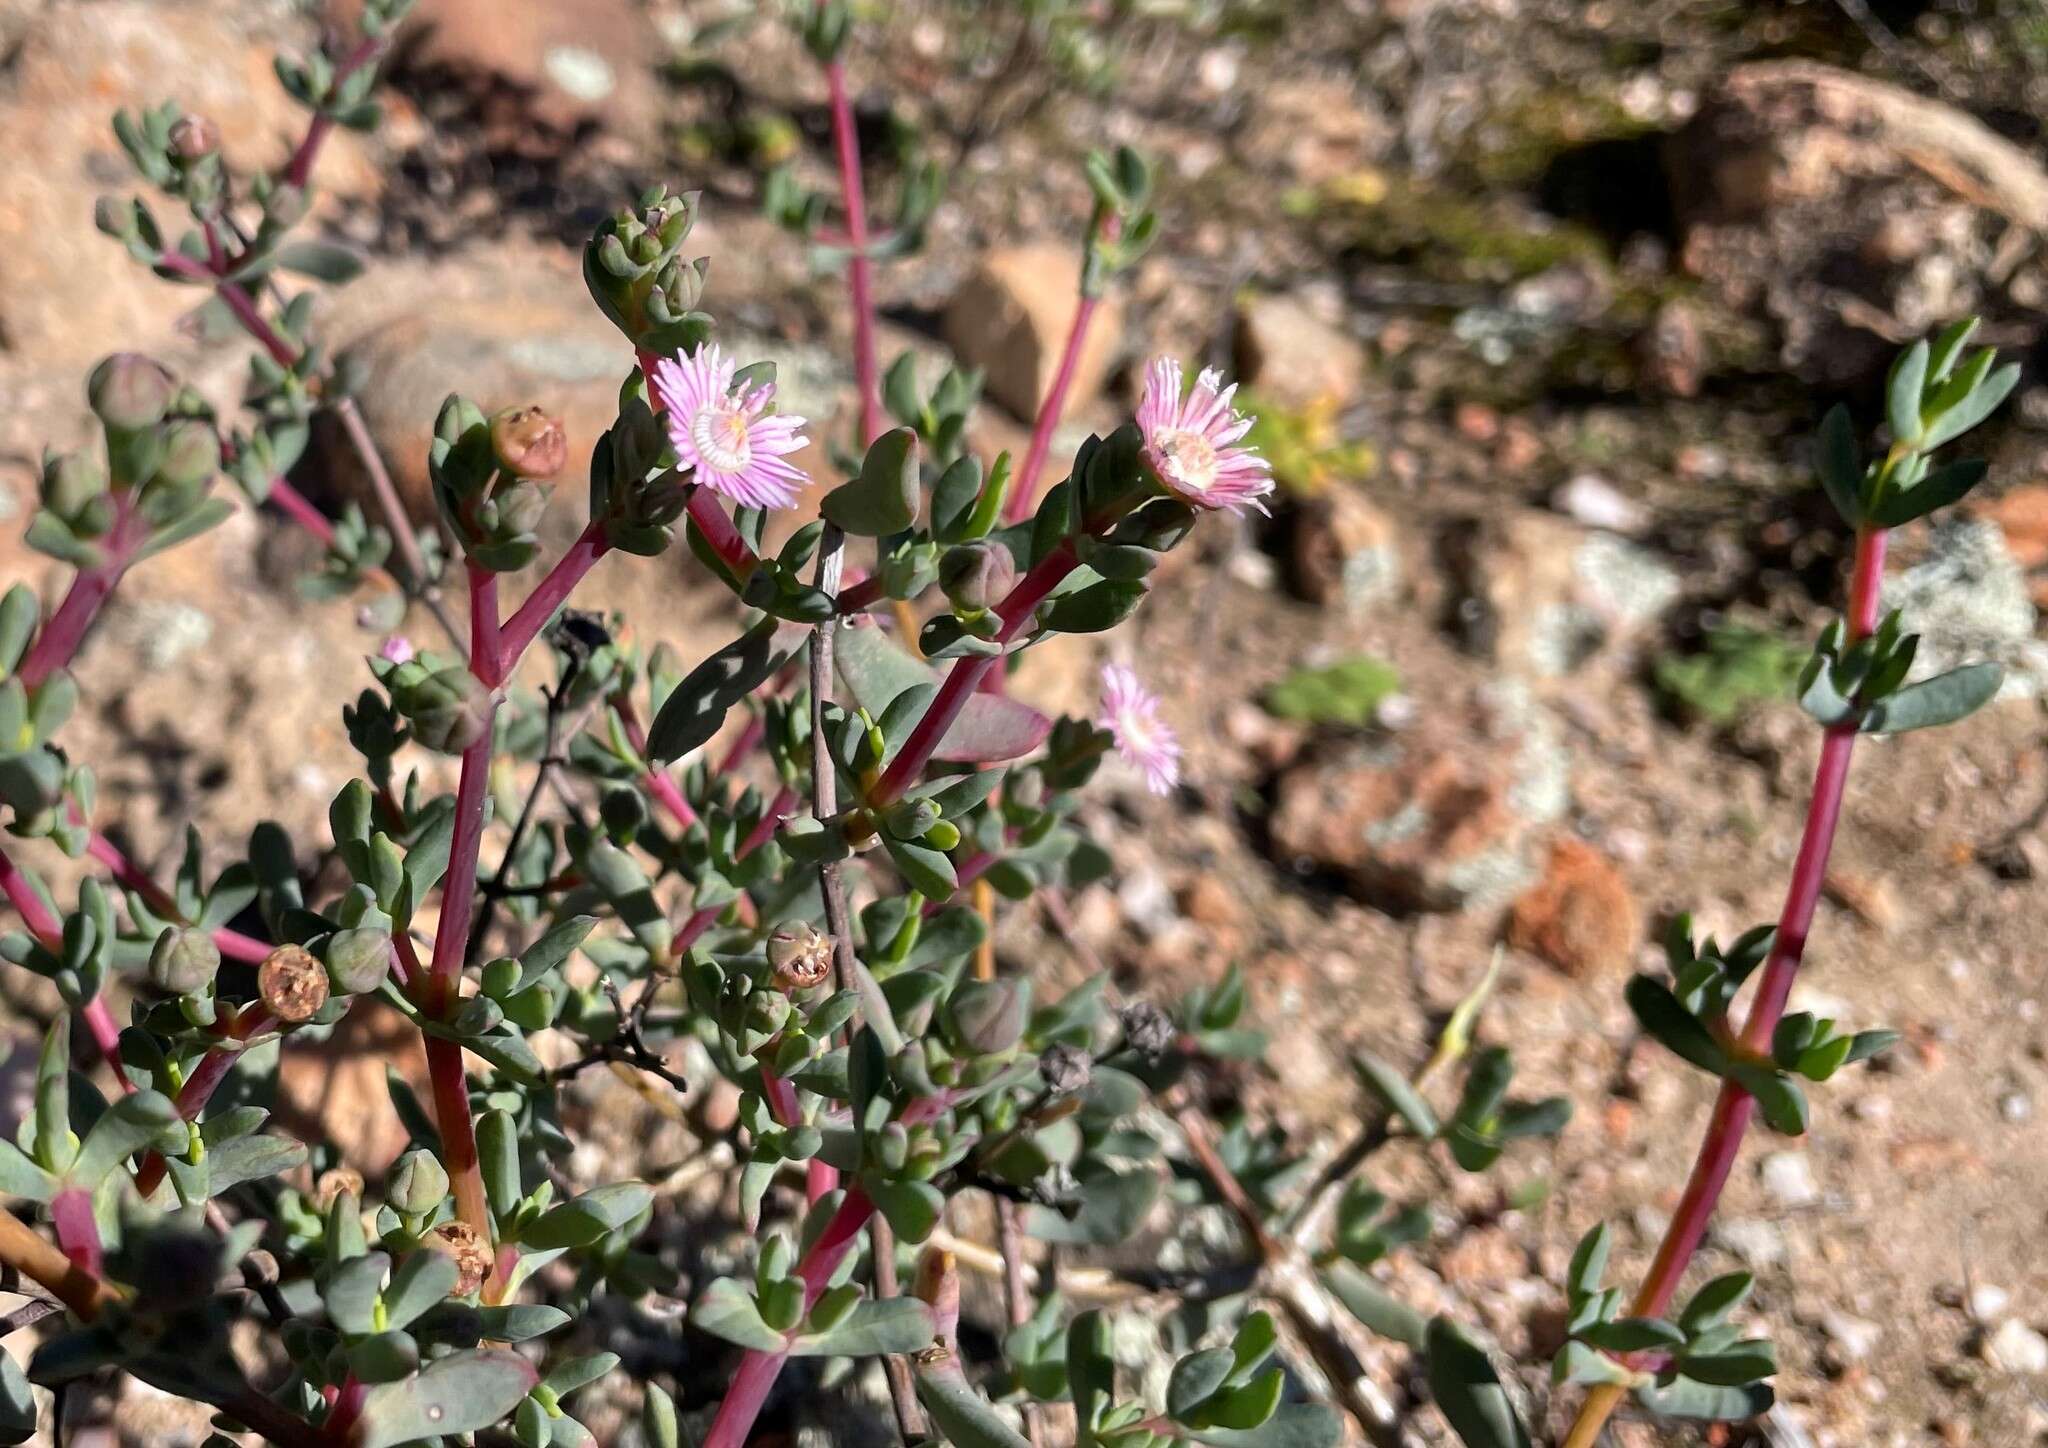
xmin=2 ymin=846 xmax=135 ymax=1090
xmin=1609 ymin=524 xmax=1889 ymax=1328
xmin=15 ymin=499 xmax=140 ymax=689
xmin=47 ymin=1189 xmax=103 ymax=1278
xmin=824 ymin=58 xmax=883 ymax=446
xmin=265 ymin=477 xmax=337 ymax=547
xmin=673 ymin=786 xmax=798 ymax=954
xmin=283 ymin=36 xmax=384 ymax=189
xmin=701 ymin=1186 xmax=877 ymax=1448
xmin=83 ymin=829 xmax=271 ymax=962
xmin=1004 ymin=294 xmax=1102 ymax=524
xmin=616 ymin=695 xmax=699 ymax=830
xmin=762 ymin=1069 xmax=839 ymax=1202
xmin=321 ymin=1374 xmax=368 ymax=1445
xmin=133 ymin=1006 xmax=277 ymax=1197
xmin=869 ymin=541 xmax=1080 ymax=805
xmin=494 ymin=521 xmax=609 ymax=681
xmin=425 ymin=1032 xmax=493 ymax=1242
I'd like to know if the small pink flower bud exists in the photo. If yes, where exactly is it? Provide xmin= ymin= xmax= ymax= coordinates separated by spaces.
xmin=379 ymin=635 xmax=415 ymax=665
xmin=169 ymin=114 xmax=220 ymax=162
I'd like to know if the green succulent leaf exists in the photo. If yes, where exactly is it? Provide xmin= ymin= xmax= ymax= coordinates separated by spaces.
xmin=1423 ymin=1318 xmax=1532 ymax=1448
xmin=355 ymin=1348 xmax=539 ymax=1448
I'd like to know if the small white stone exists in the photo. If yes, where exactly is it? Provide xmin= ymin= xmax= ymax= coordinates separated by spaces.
xmin=1970 ymin=1285 xmax=2013 ymax=1321
xmin=2002 ymin=1091 xmax=2034 ymax=1123
xmin=1714 ymin=1216 xmax=1786 ymax=1267
xmin=1821 ymin=1309 xmax=1880 ymax=1362
xmin=1552 ymin=473 xmax=1647 ymax=534
xmin=1988 ymin=1317 xmax=2048 ymax=1374
xmin=1760 ymin=1150 xmax=1820 ymax=1208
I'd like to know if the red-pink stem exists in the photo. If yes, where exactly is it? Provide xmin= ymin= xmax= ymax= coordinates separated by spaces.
xmin=265 ymin=477 xmax=337 ymax=547
xmin=870 ymin=541 xmax=1080 ymax=805
xmin=1594 ymin=525 xmax=1890 ymax=1325
xmin=718 ymin=711 xmax=767 ymax=776
xmin=834 ymin=574 xmax=886 ymax=616
xmin=1 ymin=847 xmax=135 ymax=1090
xmin=494 ymin=521 xmax=610 ymax=681
xmin=424 ymin=1032 xmax=493 ymax=1243
xmin=1003 ymin=294 xmax=1102 ymax=524
xmin=15 ymin=500 xmax=142 ymax=689
xmin=762 ymin=1069 xmax=839 ymax=1201
xmin=158 ymin=252 xmax=301 ymax=369
xmin=673 ymin=786 xmax=799 ymax=954
xmin=47 ymin=1189 xmax=103 ymax=1278
xmin=134 ymin=1006 xmax=278 ymax=1196
xmin=321 ymin=1374 xmax=368 ymax=1445
xmin=701 ymin=1186 xmax=877 ymax=1448
xmin=84 ymin=830 xmax=271 ymax=962
xmin=283 ymin=36 xmax=385 ymax=189
xmin=824 ymin=59 xmax=883 ymax=447
xmin=616 ymin=695 xmax=699 ymax=830
xmin=685 ymin=490 xmax=762 ymax=579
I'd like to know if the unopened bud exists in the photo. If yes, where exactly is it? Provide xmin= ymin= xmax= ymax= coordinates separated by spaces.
xmin=314 ymin=1167 xmax=365 ymax=1210
xmin=147 ymin=926 xmax=220 ymax=995
xmin=1119 ymin=1002 xmax=1175 ymax=1059
xmin=87 ymin=353 xmax=174 ymax=432
xmin=765 ymin=922 xmax=835 ymax=992
xmin=600 ymin=785 xmax=649 ymax=842
xmin=154 ymin=419 xmax=221 ymax=488
xmin=324 ymin=926 xmax=391 ymax=995
xmin=949 ymin=980 xmax=1025 ymax=1055
xmin=490 ymin=406 xmax=568 ymax=480
xmin=1038 ymin=1041 xmax=1092 ymax=1095
xmin=168 ymin=114 xmax=220 ymax=162
xmin=938 ymin=541 xmax=1016 ymax=612
xmin=425 ymin=1219 xmax=492 ymax=1296
xmin=387 ymin=1148 xmax=450 ymax=1215
xmin=264 ymin=183 xmax=309 ymax=230
xmin=41 ymin=451 xmax=106 ymax=521
xmin=492 ymin=478 xmax=548 ymax=535
xmin=257 ymin=943 xmax=329 ymax=1023
xmin=378 ymin=635 xmax=415 ymax=665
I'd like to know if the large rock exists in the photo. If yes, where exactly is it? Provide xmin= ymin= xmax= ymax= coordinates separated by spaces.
xmin=1882 ymin=516 xmax=2048 ymax=698
xmin=1284 ymin=485 xmax=1403 ymax=614
xmin=943 ymin=244 xmax=1124 ymax=423
xmin=1672 ymin=60 xmax=2048 ymax=387
xmin=328 ymin=0 xmax=662 ymax=143
xmin=1445 ymin=510 xmax=1679 ymax=680
xmin=1507 ymin=837 xmax=1639 ymax=979
xmin=1268 ymin=681 xmax=1569 ymax=913
xmin=0 ymin=2 xmax=377 ymax=372
xmin=1234 ymin=292 xmax=1366 ymax=412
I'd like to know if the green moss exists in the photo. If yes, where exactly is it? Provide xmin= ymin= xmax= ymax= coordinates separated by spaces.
xmin=1458 ymin=89 xmax=1656 ymax=188
xmin=1264 ymin=656 xmax=1401 ymax=728
xmin=1314 ymin=172 xmax=1609 ymax=285
xmin=1240 ymin=389 xmax=1374 ymax=498
xmin=1653 ymin=624 xmax=1807 ymax=724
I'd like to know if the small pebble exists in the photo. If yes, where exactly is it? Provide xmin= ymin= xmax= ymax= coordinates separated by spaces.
xmin=1821 ymin=1309 xmax=1881 ymax=1363
xmin=2000 ymin=1090 xmax=2033 ymax=1123
xmin=1551 ymin=473 xmax=1648 ymax=534
xmin=1970 ymin=1285 xmax=2012 ymax=1321
xmin=1988 ymin=1318 xmax=2048 ymax=1374
xmin=1760 ymin=1150 xmax=1820 ymax=1208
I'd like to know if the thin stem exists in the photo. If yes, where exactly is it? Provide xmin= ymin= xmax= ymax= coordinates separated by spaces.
xmin=1562 ymin=524 xmax=1890 ymax=1448
xmin=494 ymin=521 xmax=609 ymax=681
xmin=283 ymin=36 xmax=384 ymax=190
xmin=424 ymin=1033 xmax=493 ymax=1246
xmin=673 ymin=786 xmax=799 ymax=954
xmin=321 ymin=1373 xmax=368 ymax=1445
xmin=616 ymin=694 xmax=699 ymax=830
xmin=1004 ymin=294 xmax=1102 ymax=524
xmin=996 ymin=1199 xmax=1045 ymax=1447
xmin=684 ymin=488 xmax=762 ymax=580
xmin=333 ymin=396 xmax=461 ymax=651
xmin=0 ymin=847 xmax=134 ymax=1090
xmin=825 ymin=58 xmax=883 ymax=447
xmin=263 ymin=476 xmax=337 ymax=547
xmin=701 ymin=1186 xmax=877 ymax=1448
xmin=15 ymin=499 xmax=141 ymax=690
xmin=869 ymin=540 xmax=1079 ymax=805
xmin=84 ymin=830 xmax=272 ymax=962
xmin=132 ymin=1006 xmax=278 ymax=1197
xmin=0 ymin=1210 xmax=119 ymax=1321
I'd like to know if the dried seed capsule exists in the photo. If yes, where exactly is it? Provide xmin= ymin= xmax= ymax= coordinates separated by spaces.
xmin=146 ymin=925 xmax=220 ymax=996
xmin=314 ymin=1168 xmax=366 ymax=1211
xmin=425 ymin=1220 xmax=492 ymax=1296
xmin=1038 ymin=1041 xmax=1093 ymax=1095
xmin=168 ymin=114 xmax=220 ymax=162
xmin=257 ymin=944 xmax=329 ymax=1023
xmin=765 ymin=923 xmax=834 ymax=992
xmin=489 ymin=406 xmax=568 ymax=480
xmin=1119 ymin=1002 xmax=1175 ymax=1059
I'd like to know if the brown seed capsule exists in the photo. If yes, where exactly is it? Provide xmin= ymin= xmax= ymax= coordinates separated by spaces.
xmin=425 ymin=1220 xmax=493 ymax=1297
xmin=314 ymin=1168 xmax=366 ymax=1210
xmin=765 ymin=923 xmax=835 ymax=992
xmin=168 ymin=114 xmax=220 ymax=161
xmin=489 ymin=405 xmax=568 ymax=480
xmin=257 ymin=944 xmax=330 ymax=1023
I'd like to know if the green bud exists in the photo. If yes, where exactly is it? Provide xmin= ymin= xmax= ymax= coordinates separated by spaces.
xmin=324 ymin=926 xmax=391 ymax=995
xmin=949 ymin=980 xmax=1025 ymax=1055
xmin=40 ymin=452 xmax=106 ymax=522
xmin=387 ymin=1148 xmax=450 ymax=1215
xmin=493 ymin=479 xmax=548 ymax=537
xmin=481 ymin=957 xmax=521 ymax=999
xmin=146 ymin=926 xmax=220 ymax=996
xmin=600 ymin=785 xmax=649 ymax=843
xmin=938 ymin=540 xmax=1016 ymax=612
xmin=153 ymin=419 xmax=220 ymax=489
xmin=88 ymin=353 xmax=174 ymax=432
xmin=882 ymin=798 xmax=940 ymax=842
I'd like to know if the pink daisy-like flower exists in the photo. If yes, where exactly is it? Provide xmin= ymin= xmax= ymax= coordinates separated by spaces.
xmin=649 ymin=344 xmax=811 ymax=510
xmin=1098 ymin=663 xmax=1181 ymax=796
xmin=378 ymin=635 xmax=415 ymax=665
xmin=1135 ymin=356 xmax=1273 ymax=515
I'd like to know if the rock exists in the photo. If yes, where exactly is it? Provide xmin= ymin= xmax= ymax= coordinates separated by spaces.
xmin=942 ymin=244 xmax=1124 ymax=422
xmin=1551 ymin=474 xmax=1648 ymax=536
xmin=1883 ymin=517 xmax=2048 ymax=698
xmin=1970 ymin=1285 xmax=2013 ymax=1321
xmin=1759 ymin=1150 xmax=1821 ymax=1208
xmin=1506 ymin=837 xmax=1639 ymax=979
xmin=1234 ymin=293 xmax=1367 ymax=411
xmin=1284 ymin=486 xmax=1402 ymax=612
xmin=1446 ymin=511 xmax=1681 ymax=680
xmin=1636 ymin=299 xmax=1705 ymax=398
xmin=1987 ymin=1318 xmax=2048 ymax=1375
xmin=1820 ymin=1309 xmax=1881 ymax=1364
xmin=1672 ymin=61 xmax=2048 ymax=388
xmin=1712 ymin=1215 xmax=1787 ymax=1268
xmin=1979 ymin=484 xmax=2048 ymax=610
xmin=1268 ymin=681 xmax=1570 ymax=913
xmin=328 ymin=0 xmax=662 ymax=143
xmin=1235 ymin=76 xmax=1392 ymax=185
xmin=0 ymin=1 xmax=377 ymax=372
xmin=273 ymin=997 xmax=427 ymax=1174
xmin=321 ymin=250 xmax=634 ymax=517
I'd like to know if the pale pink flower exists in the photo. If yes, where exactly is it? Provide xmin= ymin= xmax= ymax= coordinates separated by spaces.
xmin=649 ymin=344 xmax=811 ymax=510
xmin=378 ymin=635 xmax=415 ymax=665
xmin=1135 ymin=357 xmax=1272 ymax=514
xmin=1098 ymin=663 xmax=1181 ymax=796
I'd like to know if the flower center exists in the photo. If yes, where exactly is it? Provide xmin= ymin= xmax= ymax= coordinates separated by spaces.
xmin=1155 ymin=427 xmax=1218 ymax=492
xmin=691 ymin=400 xmax=754 ymax=472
